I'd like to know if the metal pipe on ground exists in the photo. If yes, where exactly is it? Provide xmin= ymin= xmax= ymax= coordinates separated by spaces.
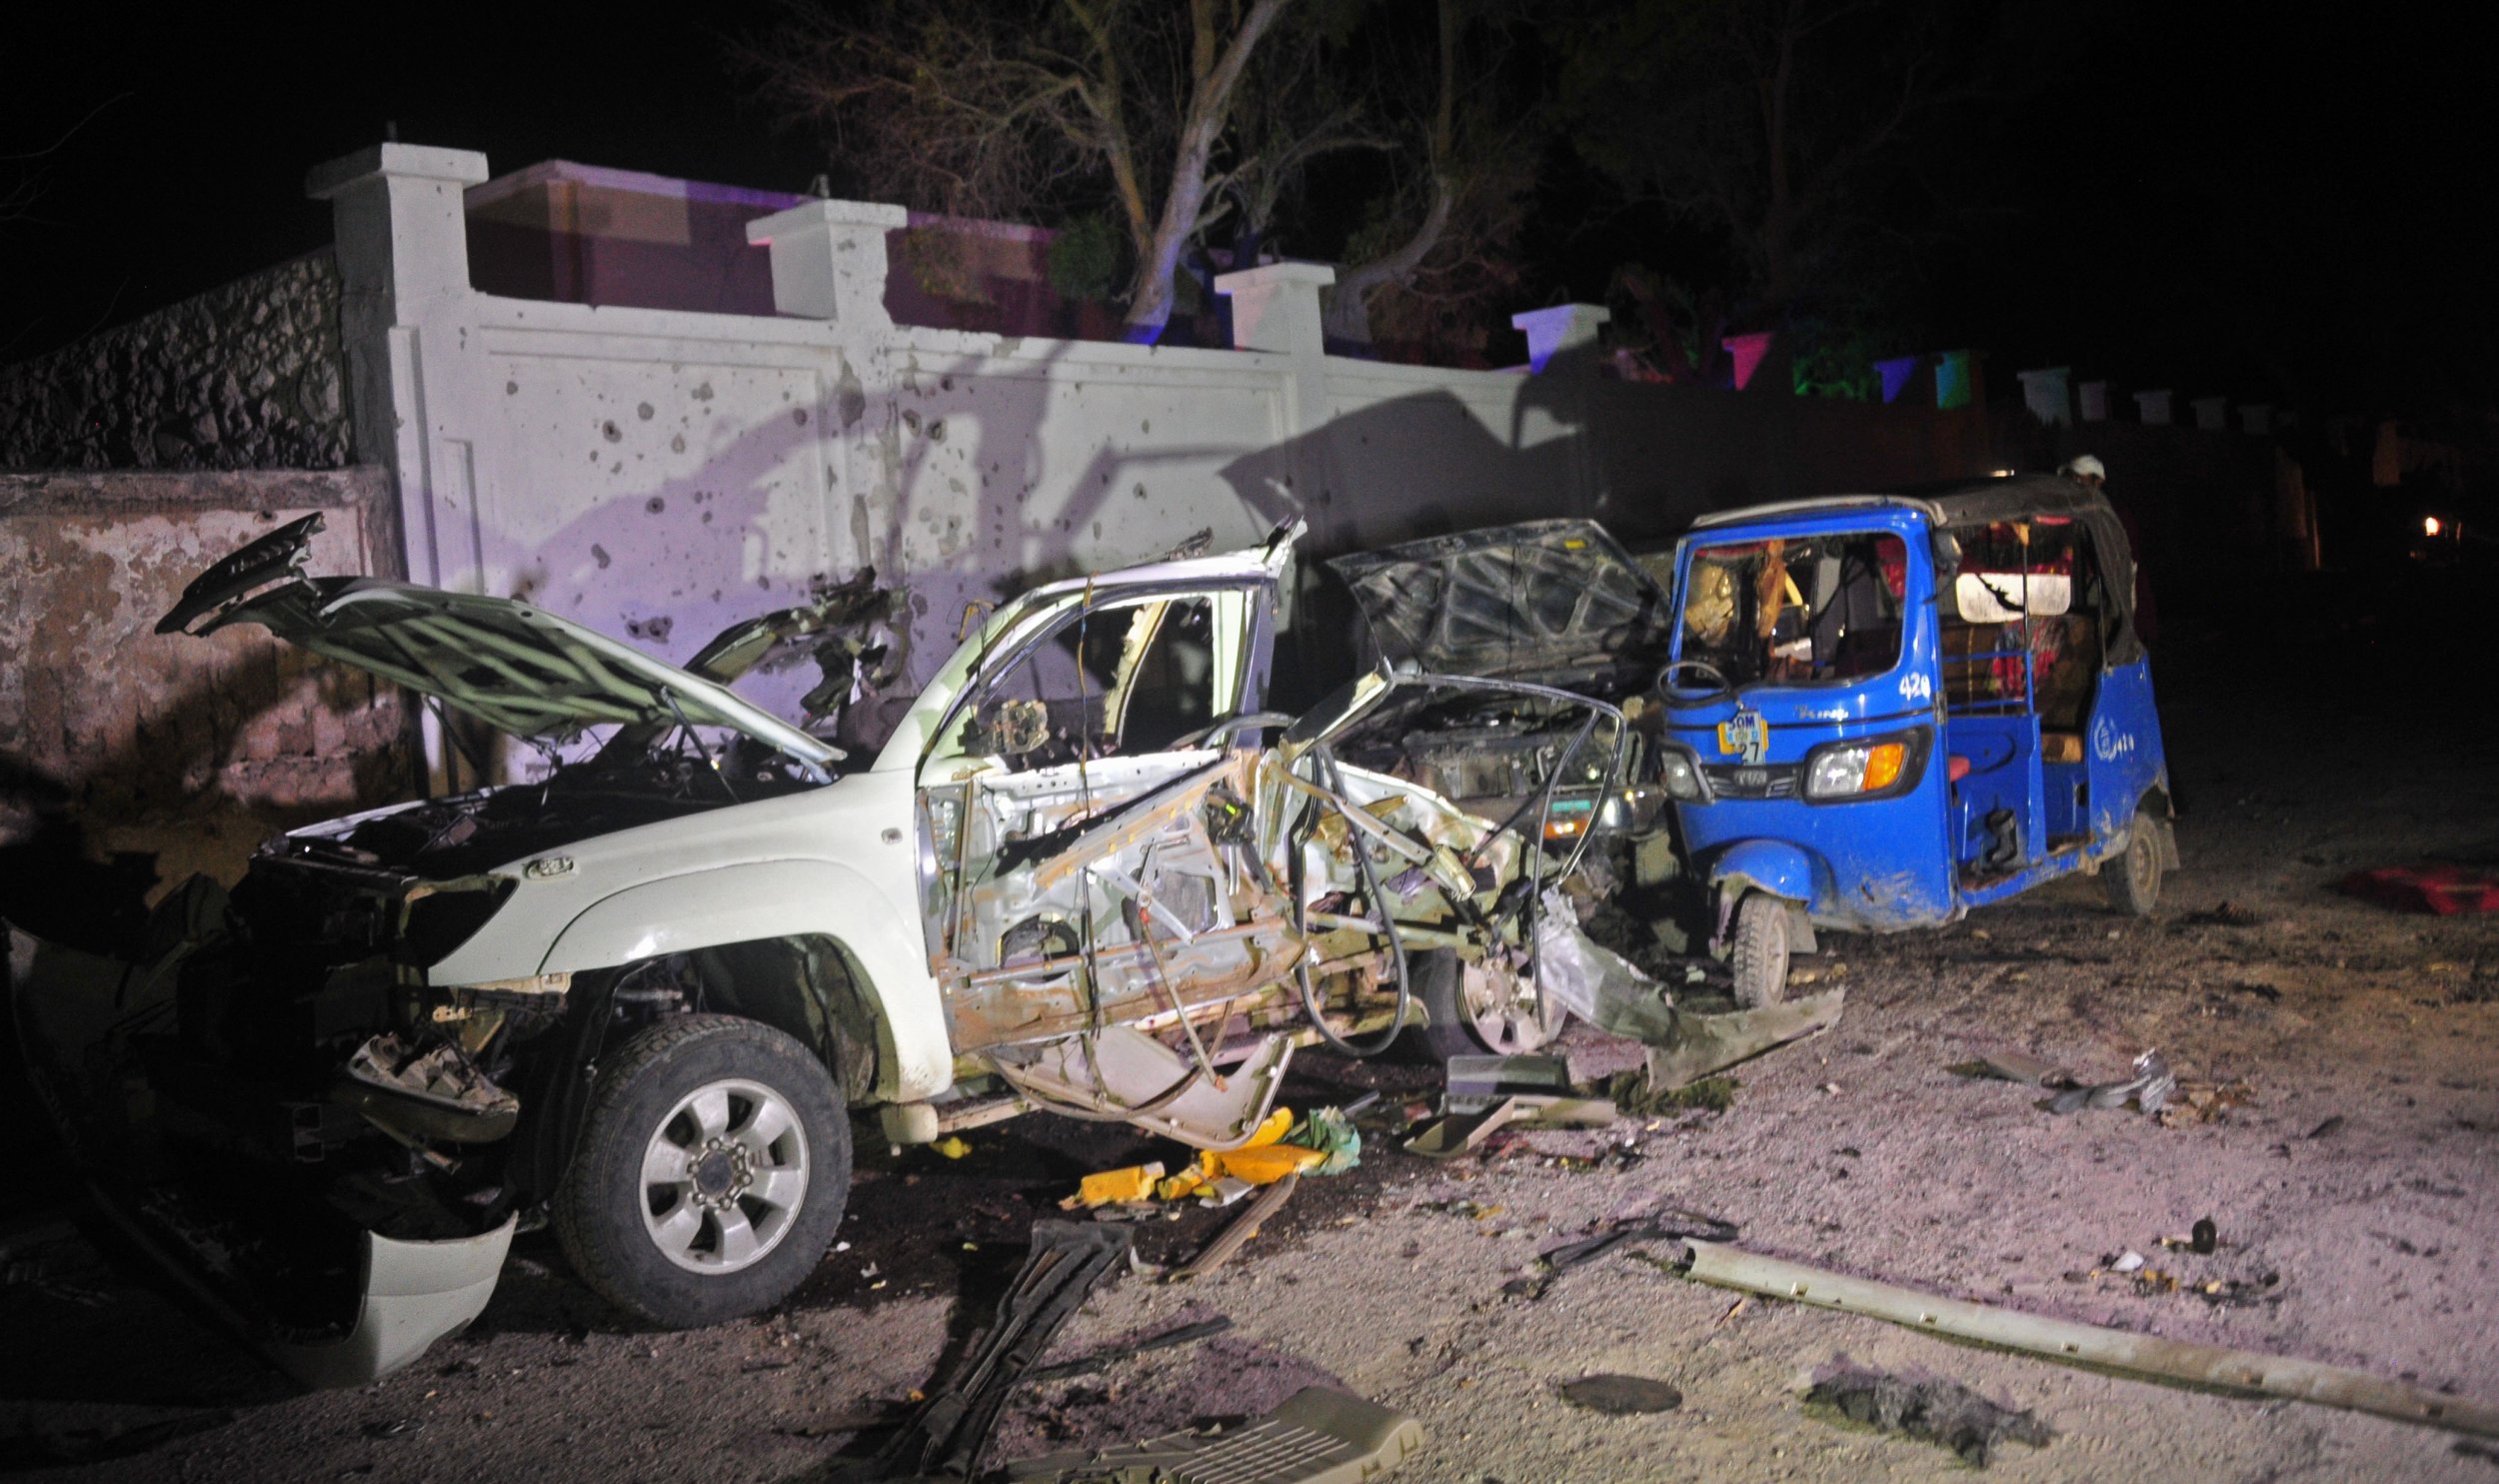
xmin=1677 ymin=1239 xmax=2499 ymax=1440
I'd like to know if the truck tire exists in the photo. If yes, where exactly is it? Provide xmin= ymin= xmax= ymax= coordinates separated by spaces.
xmin=1412 ymin=948 xmax=1560 ymax=1061
xmin=2105 ymin=805 xmax=2163 ymax=917
xmin=1729 ymin=893 xmax=1791 ymax=1008
xmin=553 ymin=1014 xmax=850 ymax=1329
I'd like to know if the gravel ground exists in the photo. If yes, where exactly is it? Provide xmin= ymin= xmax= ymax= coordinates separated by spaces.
xmin=6 ymin=620 xmax=2496 ymax=1483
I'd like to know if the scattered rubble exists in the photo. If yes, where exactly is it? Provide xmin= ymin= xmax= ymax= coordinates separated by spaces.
xmin=1174 ymin=1173 xmax=1299 ymax=1280
xmin=1026 ymin=1317 xmax=1235 ymax=1384
xmin=845 ymin=1222 xmax=1132 ymax=1483
xmin=1803 ymin=1364 xmax=2052 ymax=1467
xmin=2176 ymin=900 xmax=2265 ymax=927
xmin=1001 ymin=1386 xmax=1423 ymax=1484
xmin=1607 ymin=1071 xmax=1737 ymax=1114
xmin=1403 ymin=1093 xmax=1615 ymax=1159
xmin=1947 ymin=1048 xmax=2072 ymax=1086
xmin=1500 ymin=1210 xmax=1739 ymax=1301
xmin=2047 ymin=1048 xmax=2175 ymax=1114
xmin=1557 ymin=1374 xmax=1684 ymax=1415
xmin=2154 ymin=1076 xmax=2257 ymax=1126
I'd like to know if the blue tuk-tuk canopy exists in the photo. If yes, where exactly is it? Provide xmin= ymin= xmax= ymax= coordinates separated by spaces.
xmin=1689 ymin=475 xmax=2146 ymax=668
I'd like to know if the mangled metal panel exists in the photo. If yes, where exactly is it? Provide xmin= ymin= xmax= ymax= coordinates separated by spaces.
xmin=1326 ymin=518 xmax=1672 ymax=689
xmin=158 ymin=513 xmax=840 ymax=773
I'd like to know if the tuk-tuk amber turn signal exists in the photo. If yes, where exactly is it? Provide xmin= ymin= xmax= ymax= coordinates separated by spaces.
xmin=1805 ymin=739 xmax=1908 ymax=798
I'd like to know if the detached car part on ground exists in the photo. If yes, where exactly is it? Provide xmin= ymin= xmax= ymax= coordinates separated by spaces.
xmin=7 ymin=517 xmax=1629 ymax=1386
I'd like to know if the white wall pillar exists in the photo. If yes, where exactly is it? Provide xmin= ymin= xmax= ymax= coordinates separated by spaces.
xmin=1217 ymin=262 xmax=1335 ymax=357
xmin=308 ymin=143 xmax=491 ymax=307
xmin=1510 ymin=304 xmax=1610 ymax=374
xmin=746 ymin=200 xmax=909 ymax=332
xmin=2134 ymin=389 xmax=2174 ymax=426
xmin=2191 ymin=396 xmax=2229 ymax=432
xmin=2078 ymin=380 xmax=2110 ymax=422
xmin=307 ymin=142 xmax=493 ymax=791
xmin=1217 ymin=263 xmax=1336 ymax=561
xmin=307 ymin=143 xmax=491 ymax=501
xmin=2016 ymin=366 xmax=2072 ymax=427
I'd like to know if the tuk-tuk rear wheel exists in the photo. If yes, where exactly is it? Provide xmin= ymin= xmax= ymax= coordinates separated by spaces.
xmin=1730 ymin=893 xmax=1792 ymax=1008
xmin=2106 ymin=807 xmax=2163 ymax=917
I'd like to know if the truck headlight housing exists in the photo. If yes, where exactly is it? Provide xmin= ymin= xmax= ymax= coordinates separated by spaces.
xmin=1656 ymin=746 xmax=1704 ymax=800
xmin=1803 ymin=730 xmax=1928 ymax=801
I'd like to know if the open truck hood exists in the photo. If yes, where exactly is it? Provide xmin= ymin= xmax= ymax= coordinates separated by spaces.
xmin=158 ymin=515 xmax=840 ymax=772
xmin=1326 ymin=519 xmax=1672 ymax=692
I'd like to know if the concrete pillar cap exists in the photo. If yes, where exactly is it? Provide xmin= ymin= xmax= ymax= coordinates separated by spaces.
xmin=306 ymin=143 xmax=490 ymax=200
xmin=746 ymin=199 xmax=911 ymax=244
xmin=1509 ymin=303 xmax=1610 ymax=333
xmin=1215 ymin=261 xmax=1337 ymax=294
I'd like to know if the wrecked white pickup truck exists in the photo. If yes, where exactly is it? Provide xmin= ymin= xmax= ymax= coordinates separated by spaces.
xmin=8 ymin=517 xmax=1627 ymax=1386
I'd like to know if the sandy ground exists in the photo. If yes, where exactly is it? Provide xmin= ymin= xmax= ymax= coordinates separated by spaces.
xmin=5 ymin=624 xmax=2497 ymax=1483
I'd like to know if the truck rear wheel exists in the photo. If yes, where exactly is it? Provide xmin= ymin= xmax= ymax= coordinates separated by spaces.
xmin=1729 ymin=893 xmax=1792 ymax=1008
xmin=553 ymin=1014 xmax=850 ymax=1329
xmin=1413 ymin=948 xmax=1561 ymax=1061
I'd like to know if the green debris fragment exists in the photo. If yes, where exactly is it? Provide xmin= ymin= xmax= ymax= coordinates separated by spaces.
xmin=1283 ymin=1106 xmax=1362 ymax=1175
xmin=1607 ymin=1071 xmax=1739 ymax=1114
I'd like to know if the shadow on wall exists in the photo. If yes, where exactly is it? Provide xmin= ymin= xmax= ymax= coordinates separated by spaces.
xmin=455 ymin=380 xmax=897 ymax=772
xmin=0 ymin=659 xmax=411 ymax=938
xmin=850 ymin=337 xmax=1272 ymax=704
xmin=430 ymin=335 xmax=1988 ymax=764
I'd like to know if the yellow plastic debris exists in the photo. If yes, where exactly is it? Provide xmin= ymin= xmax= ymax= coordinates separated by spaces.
xmin=931 ymin=1135 xmax=972 ymax=1159
xmin=1208 ymin=1142 xmax=1324 ymax=1186
xmin=1060 ymin=1161 xmax=1167 ymax=1209
xmin=1156 ymin=1166 xmax=1210 ymax=1201
xmin=1242 ymin=1108 xmax=1294 ymax=1148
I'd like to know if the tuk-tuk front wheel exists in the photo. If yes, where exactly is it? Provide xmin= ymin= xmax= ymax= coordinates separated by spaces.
xmin=2106 ymin=806 xmax=2164 ymax=917
xmin=1730 ymin=893 xmax=1792 ymax=1008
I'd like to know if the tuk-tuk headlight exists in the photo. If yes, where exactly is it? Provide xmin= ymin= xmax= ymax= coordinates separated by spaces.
xmin=1656 ymin=747 xmax=1703 ymax=800
xmin=1804 ymin=737 xmax=1912 ymax=799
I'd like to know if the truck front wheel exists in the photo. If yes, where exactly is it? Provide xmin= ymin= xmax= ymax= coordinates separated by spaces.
xmin=553 ymin=1014 xmax=850 ymax=1328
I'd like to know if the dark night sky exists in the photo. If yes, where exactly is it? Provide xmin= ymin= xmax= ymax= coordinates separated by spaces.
xmin=4 ymin=1 xmax=2492 ymax=419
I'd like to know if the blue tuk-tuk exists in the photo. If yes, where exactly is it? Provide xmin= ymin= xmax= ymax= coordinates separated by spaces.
xmin=1651 ymin=476 xmax=2177 ymax=1005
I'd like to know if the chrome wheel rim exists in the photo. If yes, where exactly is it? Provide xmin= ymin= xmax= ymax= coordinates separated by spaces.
xmin=1463 ymin=960 xmax=1561 ymax=1053
xmin=639 ymin=1077 xmax=809 ymax=1276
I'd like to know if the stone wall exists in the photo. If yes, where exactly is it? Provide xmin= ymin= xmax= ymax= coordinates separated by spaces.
xmin=1 ymin=468 xmax=409 ymax=833
xmin=0 ymin=253 xmax=351 ymax=472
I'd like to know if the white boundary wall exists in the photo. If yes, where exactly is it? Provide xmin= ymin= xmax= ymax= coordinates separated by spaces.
xmin=312 ymin=144 xmax=1990 ymax=737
